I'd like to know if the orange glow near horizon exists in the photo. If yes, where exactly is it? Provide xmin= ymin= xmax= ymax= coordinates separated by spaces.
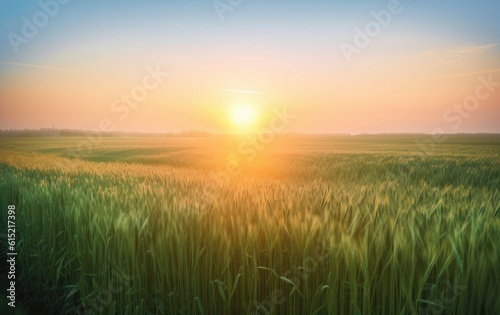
xmin=0 ymin=2 xmax=499 ymax=134
xmin=2 ymin=53 xmax=499 ymax=134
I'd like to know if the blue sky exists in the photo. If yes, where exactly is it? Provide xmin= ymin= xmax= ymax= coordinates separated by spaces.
xmin=1 ymin=0 xmax=499 ymax=133
xmin=2 ymin=0 xmax=499 ymax=63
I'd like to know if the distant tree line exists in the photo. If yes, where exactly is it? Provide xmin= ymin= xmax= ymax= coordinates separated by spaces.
xmin=0 ymin=128 xmax=212 ymax=138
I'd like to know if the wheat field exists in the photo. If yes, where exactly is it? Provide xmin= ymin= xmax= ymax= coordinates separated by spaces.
xmin=1 ymin=135 xmax=499 ymax=314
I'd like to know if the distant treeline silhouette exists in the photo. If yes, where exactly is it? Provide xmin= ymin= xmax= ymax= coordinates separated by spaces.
xmin=0 ymin=128 xmax=211 ymax=138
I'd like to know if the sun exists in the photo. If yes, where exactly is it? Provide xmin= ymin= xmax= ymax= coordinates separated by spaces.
xmin=229 ymin=104 xmax=259 ymax=129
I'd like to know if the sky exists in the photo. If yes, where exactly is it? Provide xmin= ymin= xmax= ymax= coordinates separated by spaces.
xmin=0 ymin=0 xmax=499 ymax=134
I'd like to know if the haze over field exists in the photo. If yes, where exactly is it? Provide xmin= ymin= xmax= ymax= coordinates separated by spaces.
xmin=1 ymin=1 xmax=500 ymax=314
xmin=1 ymin=135 xmax=500 ymax=314
xmin=1 ymin=0 xmax=500 ymax=134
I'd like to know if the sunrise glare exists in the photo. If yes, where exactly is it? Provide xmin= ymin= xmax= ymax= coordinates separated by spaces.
xmin=228 ymin=104 xmax=259 ymax=130
xmin=1 ymin=1 xmax=499 ymax=314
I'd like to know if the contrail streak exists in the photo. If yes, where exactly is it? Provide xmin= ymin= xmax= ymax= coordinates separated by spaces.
xmin=170 ymin=21 xmax=185 ymax=30
xmin=0 ymin=61 xmax=67 ymax=71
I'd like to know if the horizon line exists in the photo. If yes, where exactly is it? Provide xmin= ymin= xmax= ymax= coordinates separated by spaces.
xmin=1 ymin=128 xmax=500 ymax=136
